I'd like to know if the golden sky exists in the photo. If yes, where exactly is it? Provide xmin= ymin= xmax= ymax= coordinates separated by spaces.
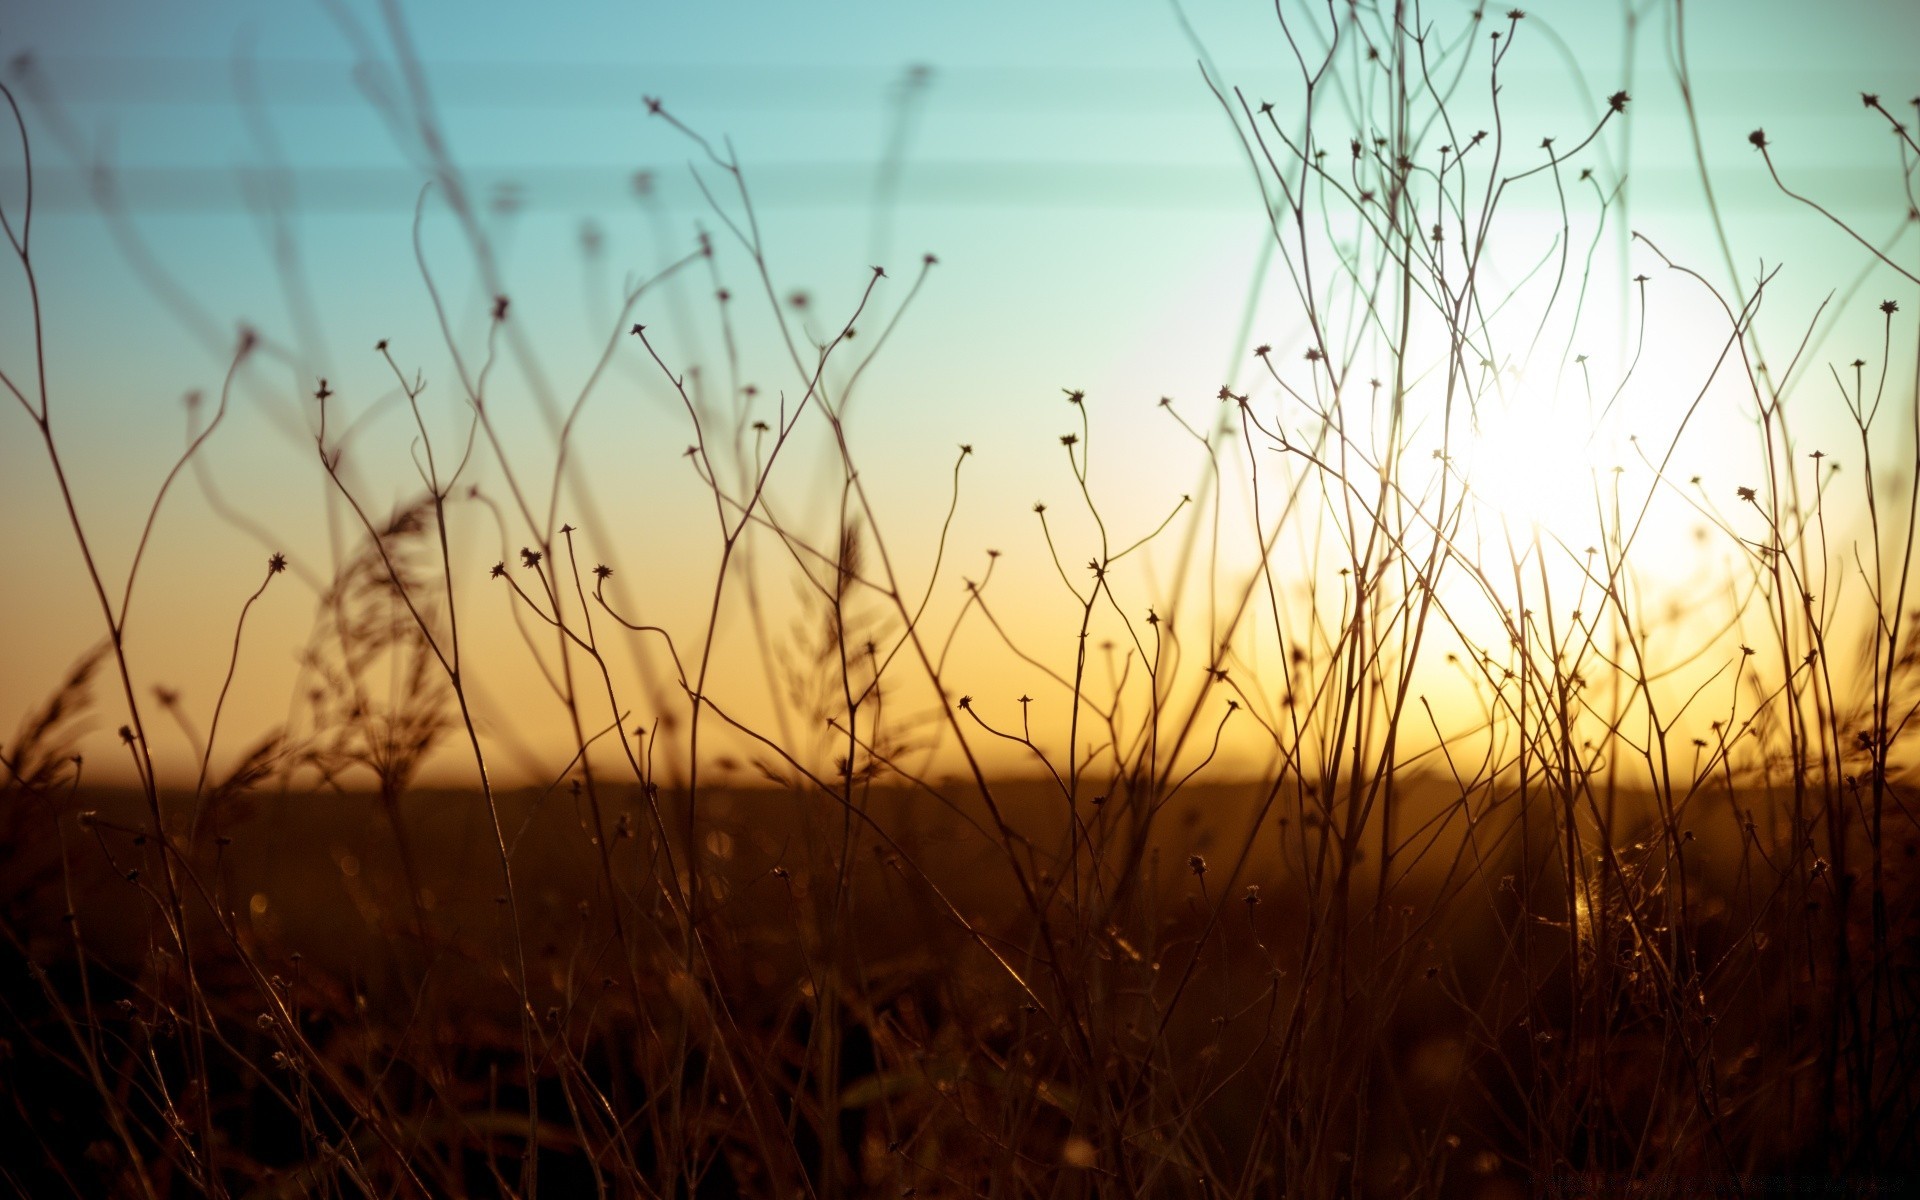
xmin=3 ymin=1 xmax=1917 ymax=789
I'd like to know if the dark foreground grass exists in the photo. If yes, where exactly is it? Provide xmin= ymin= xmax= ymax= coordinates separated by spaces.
xmin=4 ymin=776 xmax=1917 ymax=1196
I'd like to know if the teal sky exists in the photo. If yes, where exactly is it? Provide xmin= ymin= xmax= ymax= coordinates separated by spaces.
xmin=4 ymin=1 xmax=1918 ymax=781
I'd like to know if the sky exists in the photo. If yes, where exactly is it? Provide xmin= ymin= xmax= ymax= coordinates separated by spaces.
xmin=3 ymin=1 xmax=1918 ymax=788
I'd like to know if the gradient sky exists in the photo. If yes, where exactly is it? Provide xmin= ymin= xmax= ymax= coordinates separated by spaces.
xmin=4 ymin=1 xmax=1917 ymax=786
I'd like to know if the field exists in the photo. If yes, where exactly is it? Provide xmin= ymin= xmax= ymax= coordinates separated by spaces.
xmin=8 ymin=772 xmax=1914 ymax=1196
xmin=4 ymin=3 xmax=1920 ymax=1197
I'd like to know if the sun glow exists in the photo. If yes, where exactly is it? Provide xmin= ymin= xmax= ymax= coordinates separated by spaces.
xmin=1457 ymin=368 xmax=1610 ymax=548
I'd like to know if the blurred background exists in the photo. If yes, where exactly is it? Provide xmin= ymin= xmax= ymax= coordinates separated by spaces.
xmin=3 ymin=0 xmax=1917 ymax=784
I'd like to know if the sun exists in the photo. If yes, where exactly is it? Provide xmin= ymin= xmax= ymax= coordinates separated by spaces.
xmin=1457 ymin=365 xmax=1610 ymax=549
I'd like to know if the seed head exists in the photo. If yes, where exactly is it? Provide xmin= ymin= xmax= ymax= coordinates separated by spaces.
xmin=268 ymin=552 xmax=287 ymax=575
xmin=1608 ymin=90 xmax=1629 ymax=113
xmin=520 ymin=547 xmax=542 ymax=568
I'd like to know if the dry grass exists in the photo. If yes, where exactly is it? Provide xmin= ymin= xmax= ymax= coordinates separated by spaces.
xmin=4 ymin=5 xmax=1919 ymax=1197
